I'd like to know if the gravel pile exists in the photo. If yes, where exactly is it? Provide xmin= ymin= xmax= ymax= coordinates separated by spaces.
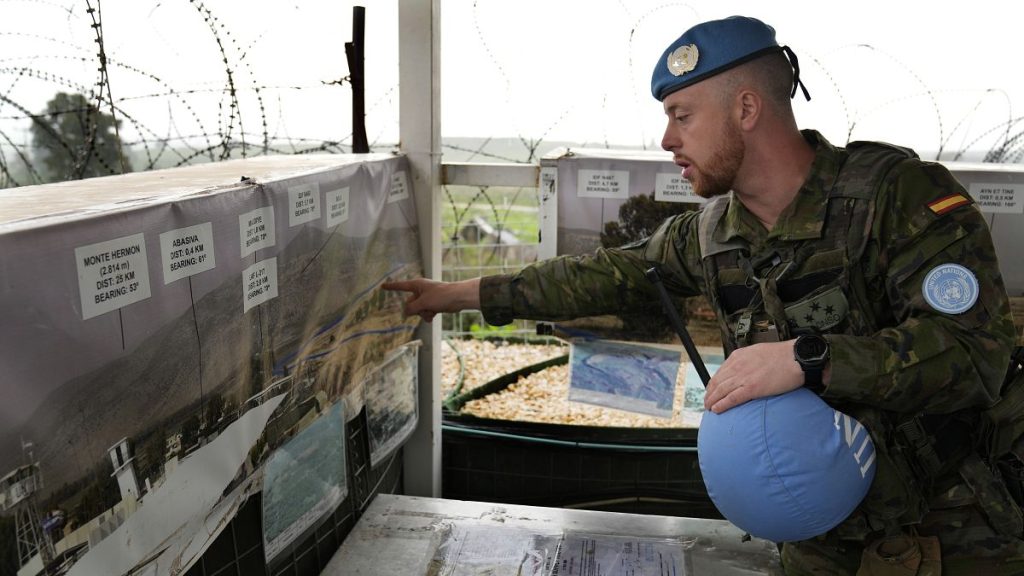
xmin=440 ymin=338 xmax=566 ymax=396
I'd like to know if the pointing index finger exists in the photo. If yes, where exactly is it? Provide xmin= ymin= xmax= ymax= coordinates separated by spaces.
xmin=382 ymin=280 xmax=412 ymax=292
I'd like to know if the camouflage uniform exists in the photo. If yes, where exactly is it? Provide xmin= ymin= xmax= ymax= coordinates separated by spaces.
xmin=480 ymin=130 xmax=1022 ymax=574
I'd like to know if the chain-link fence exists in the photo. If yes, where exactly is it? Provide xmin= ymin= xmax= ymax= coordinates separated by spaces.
xmin=0 ymin=1 xmax=404 ymax=189
xmin=441 ymin=182 xmax=543 ymax=338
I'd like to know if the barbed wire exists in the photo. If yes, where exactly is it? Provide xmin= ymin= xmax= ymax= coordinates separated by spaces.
xmin=2 ymin=0 xmax=1022 ymax=264
xmin=0 ymin=1 xmax=390 ymax=187
xmin=3 ymin=0 xmax=1024 ymax=344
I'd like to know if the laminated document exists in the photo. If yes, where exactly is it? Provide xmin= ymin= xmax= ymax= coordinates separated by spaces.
xmin=568 ymin=339 xmax=682 ymax=418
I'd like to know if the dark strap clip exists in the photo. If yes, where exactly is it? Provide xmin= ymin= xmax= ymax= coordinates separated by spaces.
xmin=895 ymin=419 xmax=943 ymax=478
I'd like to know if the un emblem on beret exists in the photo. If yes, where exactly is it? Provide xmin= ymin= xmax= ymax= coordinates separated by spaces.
xmin=667 ymin=44 xmax=699 ymax=76
xmin=922 ymin=263 xmax=979 ymax=314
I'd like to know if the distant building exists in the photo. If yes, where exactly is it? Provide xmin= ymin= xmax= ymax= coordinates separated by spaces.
xmin=454 ymin=215 xmax=537 ymax=264
xmin=108 ymin=438 xmax=140 ymax=501
xmin=165 ymin=433 xmax=183 ymax=460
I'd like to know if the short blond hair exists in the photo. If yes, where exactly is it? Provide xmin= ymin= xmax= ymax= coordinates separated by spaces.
xmin=719 ymin=51 xmax=796 ymax=118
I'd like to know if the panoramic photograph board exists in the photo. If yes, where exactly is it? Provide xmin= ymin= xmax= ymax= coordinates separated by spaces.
xmin=0 ymin=154 xmax=423 ymax=575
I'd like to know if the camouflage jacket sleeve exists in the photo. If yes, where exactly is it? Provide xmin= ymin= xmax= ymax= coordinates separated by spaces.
xmin=825 ymin=160 xmax=1016 ymax=414
xmin=479 ymin=211 xmax=706 ymax=326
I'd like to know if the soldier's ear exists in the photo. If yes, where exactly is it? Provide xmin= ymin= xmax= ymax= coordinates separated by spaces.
xmin=737 ymin=90 xmax=761 ymax=131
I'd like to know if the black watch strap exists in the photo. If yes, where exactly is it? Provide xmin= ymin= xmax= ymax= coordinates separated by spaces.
xmin=794 ymin=334 xmax=829 ymax=394
xmin=803 ymin=367 xmax=825 ymax=393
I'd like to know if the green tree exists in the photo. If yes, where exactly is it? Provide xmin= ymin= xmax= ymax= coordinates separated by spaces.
xmin=29 ymin=92 xmax=131 ymax=182
xmin=600 ymin=192 xmax=697 ymax=249
xmin=599 ymin=193 xmax=710 ymax=342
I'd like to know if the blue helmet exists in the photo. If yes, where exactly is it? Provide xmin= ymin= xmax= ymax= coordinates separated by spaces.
xmin=697 ymin=388 xmax=876 ymax=542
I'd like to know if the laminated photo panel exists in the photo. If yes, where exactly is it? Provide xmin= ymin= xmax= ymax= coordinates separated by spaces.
xmin=364 ymin=341 xmax=421 ymax=469
xmin=540 ymin=147 xmax=1024 ymax=293
xmin=262 ymin=400 xmax=348 ymax=563
xmin=567 ymin=339 xmax=682 ymax=419
xmin=0 ymin=154 xmax=423 ymax=576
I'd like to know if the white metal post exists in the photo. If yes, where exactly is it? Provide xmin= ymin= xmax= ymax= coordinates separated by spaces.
xmin=399 ymin=0 xmax=442 ymax=497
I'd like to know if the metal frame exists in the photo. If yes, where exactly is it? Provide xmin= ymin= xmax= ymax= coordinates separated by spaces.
xmin=399 ymin=0 xmax=443 ymax=497
xmin=442 ymin=162 xmax=538 ymax=187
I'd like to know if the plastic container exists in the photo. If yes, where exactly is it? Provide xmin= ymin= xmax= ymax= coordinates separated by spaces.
xmin=442 ymin=354 xmax=719 ymax=519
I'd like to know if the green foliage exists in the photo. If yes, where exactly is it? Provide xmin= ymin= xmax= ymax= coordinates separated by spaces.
xmin=468 ymin=322 xmax=516 ymax=338
xmin=598 ymin=192 xmax=703 ymax=341
xmin=0 ymin=154 xmax=34 ymax=188
xmin=600 ymin=192 xmax=697 ymax=248
xmin=29 ymin=92 xmax=132 ymax=183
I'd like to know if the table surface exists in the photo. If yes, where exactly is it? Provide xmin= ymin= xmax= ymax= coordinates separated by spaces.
xmin=322 ymin=494 xmax=784 ymax=575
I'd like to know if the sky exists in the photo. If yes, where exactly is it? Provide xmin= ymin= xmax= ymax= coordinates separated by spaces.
xmin=438 ymin=0 xmax=1024 ymax=159
xmin=1 ymin=0 xmax=1024 ymax=164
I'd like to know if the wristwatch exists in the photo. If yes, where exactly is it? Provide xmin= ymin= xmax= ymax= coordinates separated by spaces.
xmin=793 ymin=334 xmax=830 ymax=393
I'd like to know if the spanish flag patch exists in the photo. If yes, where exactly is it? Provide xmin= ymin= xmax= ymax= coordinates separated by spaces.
xmin=927 ymin=193 xmax=970 ymax=215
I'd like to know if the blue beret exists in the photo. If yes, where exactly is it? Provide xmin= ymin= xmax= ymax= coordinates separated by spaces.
xmin=651 ymin=16 xmax=785 ymax=101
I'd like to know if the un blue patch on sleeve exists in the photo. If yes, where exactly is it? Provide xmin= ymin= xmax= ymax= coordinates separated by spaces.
xmin=922 ymin=263 xmax=979 ymax=314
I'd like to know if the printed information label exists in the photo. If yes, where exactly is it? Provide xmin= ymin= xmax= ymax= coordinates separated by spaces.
xmin=239 ymin=206 xmax=276 ymax=257
xmin=969 ymin=182 xmax=1023 ymax=214
xmin=288 ymin=182 xmax=322 ymax=226
xmin=160 ymin=222 xmax=216 ymax=284
xmin=577 ymin=169 xmax=629 ymax=199
xmin=655 ymin=172 xmax=704 ymax=203
xmin=326 ymin=187 xmax=351 ymax=227
xmin=389 ymin=171 xmax=410 ymax=203
xmin=243 ymin=258 xmax=278 ymax=313
xmin=75 ymin=233 xmax=152 ymax=320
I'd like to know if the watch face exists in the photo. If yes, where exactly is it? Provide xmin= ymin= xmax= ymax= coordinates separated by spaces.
xmin=797 ymin=335 xmax=828 ymax=361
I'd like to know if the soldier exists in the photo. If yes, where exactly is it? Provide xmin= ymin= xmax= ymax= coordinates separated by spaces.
xmin=385 ymin=15 xmax=1023 ymax=575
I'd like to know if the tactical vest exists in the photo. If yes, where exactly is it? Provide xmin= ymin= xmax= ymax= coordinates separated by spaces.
xmin=695 ymin=141 xmax=977 ymax=537
xmin=696 ymin=140 xmax=913 ymax=353
xmin=694 ymin=141 xmax=1024 ymax=539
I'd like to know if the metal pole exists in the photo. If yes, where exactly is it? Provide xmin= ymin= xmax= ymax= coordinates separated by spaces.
xmin=646 ymin=267 xmax=712 ymax=386
xmin=399 ymin=0 xmax=442 ymax=497
xmin=346 ymin=6 xmax=369 ymax=153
